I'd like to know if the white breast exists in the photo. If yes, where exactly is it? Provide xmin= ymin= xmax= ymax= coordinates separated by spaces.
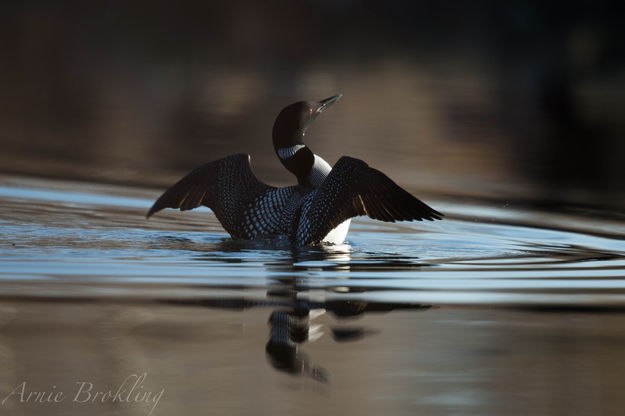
xmin=307 ymin=154 xmax=352 ymax=244
xmin=322 ymin=218 xmax=351 ymax=244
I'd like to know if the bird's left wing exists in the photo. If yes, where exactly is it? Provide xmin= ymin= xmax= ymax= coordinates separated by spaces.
xmin=298 ymin=156 xmax=443 ymax=245
xmin=147 ymin=153 xmax=293 ymax=238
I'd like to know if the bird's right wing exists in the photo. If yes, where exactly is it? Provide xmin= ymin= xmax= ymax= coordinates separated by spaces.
xmin=147 ymin=153 xmax=293 ymax=238
xmin=298 ymin=156 xmax=443 ymax=245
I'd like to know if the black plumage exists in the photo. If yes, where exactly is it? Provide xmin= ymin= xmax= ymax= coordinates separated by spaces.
xmin=295 ymin=156 xmax=441 ymax=245
xmin=147 ymin=154 xmax=297 ymax=239
xmin=147 ymin=95 xmax=443 ymax=246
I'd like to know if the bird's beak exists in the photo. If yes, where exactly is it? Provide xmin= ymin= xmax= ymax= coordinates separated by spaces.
xmin=315 ymin=94 xmax=343 ymax=114
xmin=303 ymin=94 xmax=343 ymax=134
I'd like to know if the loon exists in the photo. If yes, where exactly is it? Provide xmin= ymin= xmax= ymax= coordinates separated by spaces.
xmin=146 ymin=94 xmax=442 ymax=246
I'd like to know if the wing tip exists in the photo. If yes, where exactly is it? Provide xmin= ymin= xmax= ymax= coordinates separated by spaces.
xmin=146 ymin=200 xmax=165 ymax=219
xmin=429 ymin=210 xmax=444 ymax=221
xmin=146 ymin=206 xmax=157 ymax=219
xmin=433 ymin=209 xmax=444 ymax=220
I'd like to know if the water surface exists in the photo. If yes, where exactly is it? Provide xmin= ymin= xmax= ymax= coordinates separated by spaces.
xmin=1 ymin=175 xmax=624 ymax=415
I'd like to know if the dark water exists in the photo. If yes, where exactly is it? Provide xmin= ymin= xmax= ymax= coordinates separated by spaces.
xmin=1 ymin=175 xmax=624 ymax=415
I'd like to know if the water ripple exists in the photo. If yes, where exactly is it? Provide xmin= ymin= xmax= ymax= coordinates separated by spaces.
xmin=0 ymin=181 xmax=624 ymax=310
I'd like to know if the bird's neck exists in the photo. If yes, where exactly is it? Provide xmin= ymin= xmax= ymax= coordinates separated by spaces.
xmin=273 ymin=132 xmax=332 ymax=188
xmin=306 ymin=154 xmax=332 ymax=188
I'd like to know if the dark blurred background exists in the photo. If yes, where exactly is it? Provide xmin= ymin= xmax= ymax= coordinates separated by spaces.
xmin=1 ymin=1 xmax=624 ymax=208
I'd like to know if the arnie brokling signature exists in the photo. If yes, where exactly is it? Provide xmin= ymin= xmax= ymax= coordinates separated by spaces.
xmin=1 ymin=372 xmax=164 ymax=415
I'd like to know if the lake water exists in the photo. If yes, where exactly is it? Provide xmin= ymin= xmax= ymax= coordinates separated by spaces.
xmin=1 ymin=174 xmax=624 ymax=415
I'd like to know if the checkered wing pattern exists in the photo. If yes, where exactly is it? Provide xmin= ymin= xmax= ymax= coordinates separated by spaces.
xmin=239 ymin=186 xmax=300 ymax=239
xmin=296 ymin=156 xmax=443 ymax=246
xmin=147 ymin=154 xmax=297 ymax=239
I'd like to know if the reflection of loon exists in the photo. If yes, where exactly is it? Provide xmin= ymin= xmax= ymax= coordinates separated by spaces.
xmin=147 ymin=94 xmax=442 ymax=246
xmin=165 ymin=296 xmax=430 ymax=382
xmin=162 ymin=244 xmax=431 ymax=381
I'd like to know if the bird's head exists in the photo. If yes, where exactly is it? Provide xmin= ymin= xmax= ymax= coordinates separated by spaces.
xmin=272 ymin=94 xmax=342 ymax=184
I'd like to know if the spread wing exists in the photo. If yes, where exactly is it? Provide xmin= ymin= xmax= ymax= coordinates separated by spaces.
xmin=299 ymin=156 xmax=443 ymax=245
xmin=146 ymin=153 xmax=295 ymax=238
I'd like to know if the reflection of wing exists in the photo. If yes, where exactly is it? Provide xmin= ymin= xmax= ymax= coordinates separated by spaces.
xmin=298 ymin=156 xmax=443 ymax=245
xmin=146 ymin=153 xmax=296 ymax=238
